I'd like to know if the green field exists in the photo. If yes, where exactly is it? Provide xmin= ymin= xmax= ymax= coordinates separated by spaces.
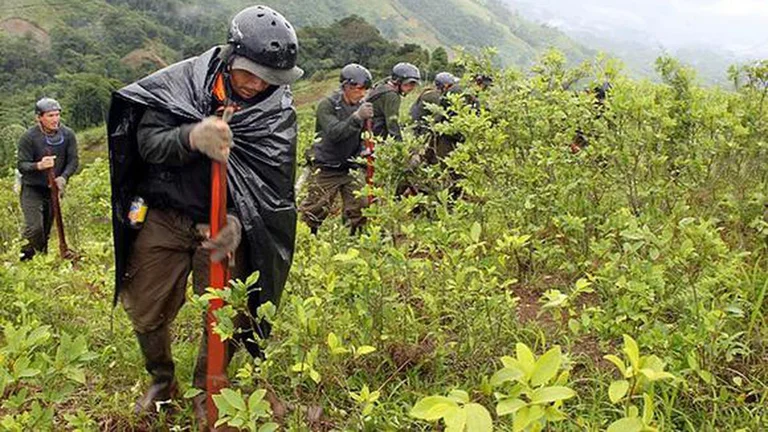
xmin=0 ymin=51 xmax=767 ymax=431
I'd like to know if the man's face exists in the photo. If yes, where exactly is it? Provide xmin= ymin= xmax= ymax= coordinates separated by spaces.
xmin=343 ymin=84 xmax=368 ymax=104
xmin=38 ymin=111 xmax=61 ymax=132
xmin=230 ymin=69 xmax=270 ymax=100
xmin=400 ymin=82 xmax=418 ymax=95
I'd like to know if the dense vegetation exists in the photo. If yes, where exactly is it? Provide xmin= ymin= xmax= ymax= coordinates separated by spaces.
xmin=0 ymin=44 xmax=767 ymax=431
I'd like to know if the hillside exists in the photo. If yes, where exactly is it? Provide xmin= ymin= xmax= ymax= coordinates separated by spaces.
xmin=1 ymin=0 xmax=593 ymax=68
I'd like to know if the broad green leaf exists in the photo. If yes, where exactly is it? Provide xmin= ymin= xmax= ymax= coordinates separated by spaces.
xmin=470 ymin=222 xmax=482 ymax=243
xmin=639 ymin=369 xmax=675 ymax=382
xmin=697 ymin=369 xmax=714 ymax=384
xmin=444 ymin=404 xmax=466 ymax=432
xmin=530 ymin=346 xmax=562 ymax=387
xmin=516 ymin=343 xmax=536 ymax=379
xmin=464 ymin=403 xmax=493 ymax=432
xmin=642 ymin=393 xmax=654 ymax=424
xmin=622 ymin=335 xmax=641 ymax=370
xmin=609 ymin=380 xmax=629 ymax=403
xmin=607 ymin=417 xmax=644 ymax=432
xmin=528 ymin=404 xmax=545 ymax=424
xmin=67 ymin=367 xmax=86 ymax=384
xmin=220 ymin=388 xmax=246 ymax=412
xmin=490 ymin=367 xmax=524 ymax=387
xmin=327 ymin=332 xmax=341 ymax=349
xmin=409 ymin=396 xmax=458 ymax=421
xmin=544 ymin=405 xmax=567 ymax=422
xmin=604 ymin=355 xmax=628 ymax=377
xmin=355 ymin=345 xmax=377 ymax=357
xmin=309 ymin=369 xmax=321 ymax=383
xmin=184 ymin=388 xmax=203 ymax=399
xmin=248 ymin=389 xmax=267 ymax=411
xmin=530 ymin=386 xmax=576 ymax=404
xmin=513 ymin=406 xmax=531 ymax=432
xmin=448 ymin=389 xmax=470 ymax=404
xmin=500 ymin=356 xmax=520 ymax=369
xmin=258 ymin=423 xmax=279 ymax=432
xmin=497 ymin=398 xmax=526 ymax=416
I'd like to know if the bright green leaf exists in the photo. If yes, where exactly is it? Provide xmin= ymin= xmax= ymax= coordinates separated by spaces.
xmin=622 ymin=335 xmax=641 ymax=370
xmin=258 ymin=423 xmax=279 ymax=432
xmin=355 ymin=345 xmax=377 ymax=357
xmin=491 ymin=367 xmax=524 ymax=387
xmin=464 ymin=403 xmax=493 ymax=432
xmin=444 ymin=404 xmax=467 ymax=432
xmin=220 ymin=388 xmax=246 ymax=412
xmin=497 ymin=398 xmax=526 ymax=416
xmin=604 ymin=355 xmax=628 ymax=377
xmin=516 ymin=343 xmax=536 ymax=379
xmin=609 ymin=380 xmax=629 ymax=404
xmin=607 ymin=417 xmax=644 ymax=432
xmin=530 ymin=346 xmax=562 ymax=387
xmin=409 ymin=396 xmax=459 ymax=421
xmin=448 ymin=389 xmax=470 ymax=404
xmin=530 ymin=386 xmax=576 ymax=404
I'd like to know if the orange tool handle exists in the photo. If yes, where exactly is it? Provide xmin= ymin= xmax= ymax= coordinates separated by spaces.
xmin=206 ymin=106 xmax=235 ymax=426
xmin=364 ymin=119 xmax=375 ymax=205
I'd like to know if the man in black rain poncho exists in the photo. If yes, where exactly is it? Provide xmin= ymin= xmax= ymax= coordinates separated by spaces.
xmin=107 ymin=5 xmax=302 ymax=418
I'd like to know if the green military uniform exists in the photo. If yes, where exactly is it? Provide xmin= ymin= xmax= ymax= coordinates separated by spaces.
xmin=300 ymin=90 xmax=367 ymax=232
xmin=17 ymin=125 xmax=78 ymax=259
xmin=410 ymin=87 xmax=462 ymax=166
xmin=368 ymin=80 xmax=403 ymax=141
xmin=410 ymin=87 xmax=441 ymax=138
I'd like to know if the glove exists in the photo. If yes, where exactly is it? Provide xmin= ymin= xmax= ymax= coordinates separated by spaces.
xmin=202 ymin=214 xmax=242 ymax=262
xmin=353 ymin=102 xmax=374 ymax=121
xmin=37 ymin=155 xmax=56 ymax=170
xmin=54 ymin=176 xmax=66 ymax=198
xmin=189 ymin=116 xmax=233 ymax=162
xmin=360 ymin=146 xmax=375 ymax=158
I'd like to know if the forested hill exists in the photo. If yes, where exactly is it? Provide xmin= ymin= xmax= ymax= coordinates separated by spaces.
xmin=0 ymin=0 xmax=592 ymax=160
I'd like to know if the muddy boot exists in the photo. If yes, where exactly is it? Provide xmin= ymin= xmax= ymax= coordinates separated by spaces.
xmin=134 ymin=326 xmax=178 ymax=415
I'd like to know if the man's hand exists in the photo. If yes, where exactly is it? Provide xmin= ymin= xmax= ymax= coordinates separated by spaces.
xmin=353 ymin=102 xmax=374 ymax=121
xmin=54 ymin=177 xmax=66 ymax=198
xmin=202 ymin=214 xmax=242 ymax=262
xmin=190 ymin=116 xmax=233 ymax=162
xmin=37 ymin=155 xmax=56 ymax=170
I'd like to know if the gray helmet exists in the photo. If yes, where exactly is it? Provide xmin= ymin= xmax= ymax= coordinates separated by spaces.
xmin=35 ymin=98 xmax=62 ymax=115
xmin=434 ymin=72 xmax=457 ymax=91
xmin=340 ymin=63 xmax=372 ymax=89
xmin=391 ymin=62 xmax=421 ymax=85
xmin=227 ymin=5 xmax=303 ymax=85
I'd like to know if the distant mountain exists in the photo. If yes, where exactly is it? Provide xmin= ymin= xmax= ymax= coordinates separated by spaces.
xmin=1 ymin=0 xmax=594 ymax=67
xmin=505 ymin=0 xmax=752 ymax=86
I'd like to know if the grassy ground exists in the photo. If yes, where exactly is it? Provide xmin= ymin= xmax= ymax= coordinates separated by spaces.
xmin=1 ymin=57 xmax=767 ymax=431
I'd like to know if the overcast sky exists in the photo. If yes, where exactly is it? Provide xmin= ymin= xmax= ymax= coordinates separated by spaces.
xmin=510 ymin=0 xmax=768 ymax=57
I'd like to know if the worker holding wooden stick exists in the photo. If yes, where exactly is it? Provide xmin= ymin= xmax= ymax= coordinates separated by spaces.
xmin=106 ymin=5 xmax=302 ymax=426
xmin=17 ymin=98 xmax=78 ymax=261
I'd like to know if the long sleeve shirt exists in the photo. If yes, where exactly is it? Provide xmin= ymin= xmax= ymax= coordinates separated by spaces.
xmin=17 ymin=125 xmax=78 ymax=187
xmin=311 ymin=91 xmax=364 ymax=169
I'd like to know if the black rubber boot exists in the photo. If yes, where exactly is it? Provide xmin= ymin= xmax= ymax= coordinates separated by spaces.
xmin=134 ymin=326 xmax=178 ymax=415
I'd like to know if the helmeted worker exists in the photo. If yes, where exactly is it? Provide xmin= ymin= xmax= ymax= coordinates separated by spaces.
xmin=17 ymin=98 xmax=78 ymax=261
xmin=300 ymin=63 xmax=373 ymax=235
xmin=368 ymin=62 xmax=421 ymax=141
xmin=410 ymin=71 xmax=459 ymax=140
xmin=106 ymin=5 xmax=302 ymax=424
xmin=571 ymin=81 xmax=611 ymax=153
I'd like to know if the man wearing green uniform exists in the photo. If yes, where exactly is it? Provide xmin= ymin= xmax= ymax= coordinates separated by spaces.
xmin=300 ymin=64 xmax=373 ymax=235
xmin=410 ymin=71 xmax=460 ymax=165
xmin=17 ymin=98 xmax=78 ymax=261
xmin=368 ymin=62 xmax=421 ymax=141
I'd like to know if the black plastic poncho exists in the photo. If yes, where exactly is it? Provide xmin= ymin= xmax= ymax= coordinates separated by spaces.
xmin=107 ymin=46 xmax=298 ymax=316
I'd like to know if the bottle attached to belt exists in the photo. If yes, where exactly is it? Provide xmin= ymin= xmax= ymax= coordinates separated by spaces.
xmin=128 ymin=196 xmax=148 ymax=229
